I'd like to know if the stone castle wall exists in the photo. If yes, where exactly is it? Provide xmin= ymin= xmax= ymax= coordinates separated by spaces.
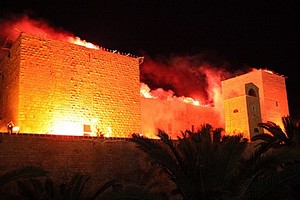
xmin=0 ymin=33 xmax=141 ymax=137
xmin=222 ymin=69 xmax=289 ymax=134
xmin=0 ymin=133 xmax=162 ymax=195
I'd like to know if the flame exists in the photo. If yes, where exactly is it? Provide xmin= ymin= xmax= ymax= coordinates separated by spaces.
xmin=140 ymin=82 xmax=204 ymax=107
xmin=264 ymin=69 xmax=274 ymax=74
xmin=182 ymin=97 xmax=200 ymax=106
xmin=140 ymin=83 xmax=156 ymax=99
xmin=68 ymin=37 xmax=99 ymax=50
xmin=0 ymin=15 xmax=100 ymax=50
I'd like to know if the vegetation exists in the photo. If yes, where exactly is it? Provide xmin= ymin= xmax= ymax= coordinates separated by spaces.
xmin=130 ymin=116 xmax=300 ymax=200
xmin=1 ymin=116 xmax=300 ymax=199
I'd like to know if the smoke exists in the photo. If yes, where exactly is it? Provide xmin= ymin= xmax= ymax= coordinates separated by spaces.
xmin=0 ymin=14 xmax=255 ymax=136
xmin=140 ymin=53 xmax=235 ymax=106
xmin=140 ymin=54 xmax=254 ymax=136
xmin=0 ymin=14 xmax=99 ymax=50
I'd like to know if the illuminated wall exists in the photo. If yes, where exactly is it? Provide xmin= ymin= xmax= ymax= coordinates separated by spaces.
xmin=0 ymin=33 xmax=290 ymax=139
xmin=0 ymin=33 xmax=141 ymax=137
xmin=222 ymin=69 xmax=289 ymax=139
xmin=141 ymin=98 xmax=224 ymax=139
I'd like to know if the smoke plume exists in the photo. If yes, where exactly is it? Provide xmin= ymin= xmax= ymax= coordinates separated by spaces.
xmin=140 ymin=54 xmax=234 ymax=106
xmin=0 ymin=14 xmax=99 ymax=51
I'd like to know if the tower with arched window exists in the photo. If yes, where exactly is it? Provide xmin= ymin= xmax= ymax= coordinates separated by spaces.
xmin=222 ymin=69 xmax=289 ymax=140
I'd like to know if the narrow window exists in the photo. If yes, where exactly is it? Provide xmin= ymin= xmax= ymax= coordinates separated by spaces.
xmin=248 ymin=88 xmax=257 ymax=97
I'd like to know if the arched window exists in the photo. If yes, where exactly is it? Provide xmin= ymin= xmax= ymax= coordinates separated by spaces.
xmin=248 ymin=88 xmax=257 ymax=97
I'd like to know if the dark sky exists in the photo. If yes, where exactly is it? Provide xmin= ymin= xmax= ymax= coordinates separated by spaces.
xmin=1 ymin=1 xmax=300 ymax=119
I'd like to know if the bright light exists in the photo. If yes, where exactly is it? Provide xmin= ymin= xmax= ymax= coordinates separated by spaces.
xmin=104 ymin=126 xmax=112 ymax=138
xmin=140 ymin=83 xmax=156 ymax=99
xmin=12 ymin=126 xmax=20 ymax=133
xmin=68 ymin=37 xmax=100 ymax=50
xmin=182 ymin=97 xmax=200 ymax=106
xmin=264 ymin=69 xmax=274 ymax=74
xmin=49 ymin=121 xmax=83 ymax=136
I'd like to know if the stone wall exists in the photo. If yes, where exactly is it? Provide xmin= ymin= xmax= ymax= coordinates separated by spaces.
xmin=222 ymin=69 xmax=289 ymax=135
xmin=0 ymin=33 xmax=141 ymax=137
xmin=0 ymin=133 xmax=165 ymax=195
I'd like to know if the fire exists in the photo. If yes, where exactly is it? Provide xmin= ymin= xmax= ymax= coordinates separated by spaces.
xmin=140 ymin=83 xmax=156 ymax=99
xmin=264 ymin=69 xmax=274 ymax=74
xmin=0 ymin=15 xmax=233 ymax=138
xmin=0 ymin=15 xmax=100 ymax=50
xmin=140 ymin=82 xmax=205 ymax=107
xmin=68 ymin=37 xmax=99 ymax=50
xmin=139 ymin=56 xmax=229 ymax=137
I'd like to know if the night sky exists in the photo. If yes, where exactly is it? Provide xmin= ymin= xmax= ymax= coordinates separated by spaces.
xmin=1 ymin=1 xmax=300 ymax=119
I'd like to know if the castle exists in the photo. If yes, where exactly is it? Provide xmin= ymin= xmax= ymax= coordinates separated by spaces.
xmin=0 ymin=33 xmax=289 ymax=140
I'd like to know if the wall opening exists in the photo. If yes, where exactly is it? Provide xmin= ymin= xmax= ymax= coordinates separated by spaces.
xmin=248 ymin=88 xmax=257 ymax=97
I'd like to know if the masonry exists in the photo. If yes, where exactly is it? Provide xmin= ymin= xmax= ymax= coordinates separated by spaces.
xmin=0 ymin=133 xmax=168 ymax=195
xmin=0 ymin=33 xmax=141 ymax=137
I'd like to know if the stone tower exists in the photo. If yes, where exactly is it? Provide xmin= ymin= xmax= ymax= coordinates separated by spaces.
xmin=222 ymin=69 xmax=289 ymax=140
xmin=0 ymin=33 xmax=141 ymax=137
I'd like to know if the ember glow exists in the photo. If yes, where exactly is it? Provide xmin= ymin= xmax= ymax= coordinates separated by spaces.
xmin=140 ymin=82 xmax=203 ymax=107
xmin=0 ymin=15 xmax=99 ymax=49
xmin=139 ymin=56 xmax=233 ymax=137
xmin=140 ymin=56 xmax=231 ymax=108
xmin=0 ymin=15 xmax=250 ymax=138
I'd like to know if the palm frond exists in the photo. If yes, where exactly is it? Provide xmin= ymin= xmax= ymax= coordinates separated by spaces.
xmin=258 ymin=122 xmax=288 ymax=143
xmin=68 ymin=174 xmax=90 ymax=200
xmin=245 ymin=164 xmax=300 ymax=200
xmin=101 ymin=185 xmax=168 ymax=200
xmin=157 ymin=130 xmax=185 ymax=172
xmin=131 ymin=133 xmax=182 ymax=179
xmin=88 ymin=179 xmax=118 ymax=200
xmin=0 ymin=166 xmax=48 ymax=187
xmin=212 ymin=135 xmax=247 ymax=188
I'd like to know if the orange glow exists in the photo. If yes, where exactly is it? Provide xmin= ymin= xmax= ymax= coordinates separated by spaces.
xmin=12 ymin=126 xmax=20 ymax=133
xmin=140 ymin=83 xmax=205 ymax=107
xmin=104 ymin=126 xmax=112 ymax=138
xmin=0 ymin=15 xmax=101 ymax=50
xmin=68 ymin=37 xmax=100 ymax=50
xmin=140 ymin=83 xmax=156 ymax=99
xmin=50 ymin=121 xmax=83 ymax=136
xmin=264 ymin=69 xmax=274 ymax=74
xmin=0 ymin=17 xmax=289 ymax=139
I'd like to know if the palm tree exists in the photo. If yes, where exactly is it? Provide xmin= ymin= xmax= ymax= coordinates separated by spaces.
xmin=13 ymin=173 xmax=118 ymax=200
xmin=244 ymin=116 xmax=300 ymax=200
xmin=0 ymin=166 xmax=48 ymax=199
xmin=131 ymin=121 xmax=300 ymax=200
xmin=252 ymin=116 xmax=300 ymax=148
xmin=0 ymin=166 xmax=48 ymax=188
xmin=131 ymin=124 xmax=248 ymax=199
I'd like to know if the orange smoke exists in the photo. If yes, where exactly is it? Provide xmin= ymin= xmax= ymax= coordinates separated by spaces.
xmin=140 ymin=82 xmax=202 ymax=107
xmin=139 ymin=55 xmax=236 ymax=137
xmin=0 ymin=15 xmax=253 ymax=137
xmin=0 ymin=15 xmax=99 ymax=49
xmin=140 ymin=55 xmax=231 ymax=107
